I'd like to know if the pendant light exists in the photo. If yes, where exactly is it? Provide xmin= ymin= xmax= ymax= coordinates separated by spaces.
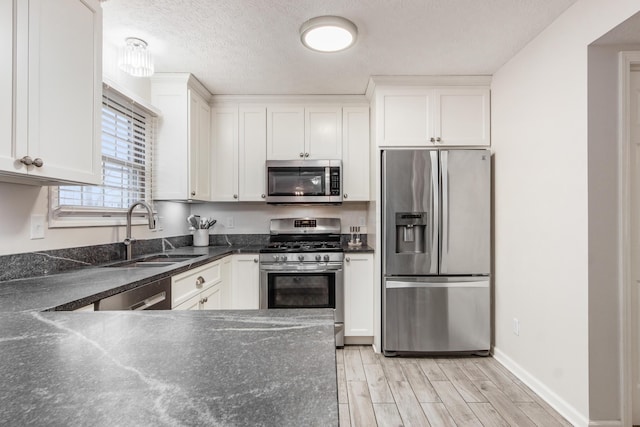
xmin=118 ymin=37 xmax=154 ymax=77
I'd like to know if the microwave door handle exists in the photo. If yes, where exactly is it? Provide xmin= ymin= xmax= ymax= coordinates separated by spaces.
xmin=325 ymin=167 xmax=331 ymax=196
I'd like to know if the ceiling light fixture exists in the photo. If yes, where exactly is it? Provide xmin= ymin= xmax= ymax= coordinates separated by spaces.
xmin=118 ymin=37 xmax=154 ymax=77
xmin=300 ymin=16 xmax=358 ymax=53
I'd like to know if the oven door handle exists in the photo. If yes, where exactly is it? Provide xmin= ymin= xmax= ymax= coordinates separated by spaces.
xmin=260 ymin=266 xmax=343 ymax=273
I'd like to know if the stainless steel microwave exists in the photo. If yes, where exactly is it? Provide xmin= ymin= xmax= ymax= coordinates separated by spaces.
xmin=265 ymin=160 xmax=342 ymax=204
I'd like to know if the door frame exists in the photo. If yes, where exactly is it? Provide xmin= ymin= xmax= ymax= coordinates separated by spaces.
xmin=619 ymin=50 xmax=640 ymax=427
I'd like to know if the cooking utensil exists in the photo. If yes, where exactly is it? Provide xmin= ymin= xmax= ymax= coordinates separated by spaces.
xmin=187 ymin=215 xmax=199 ymax=229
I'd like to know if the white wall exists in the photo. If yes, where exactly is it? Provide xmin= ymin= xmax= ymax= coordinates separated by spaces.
xmin=190 ymin=202 xmax=369 ymax=235
xmin=491 ymin=0 xmax=640 ymax=425
xmin=0 ymin=41 xmax=188 ymax=257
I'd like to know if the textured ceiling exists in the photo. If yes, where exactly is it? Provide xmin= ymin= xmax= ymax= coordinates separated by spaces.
xmin=102 ymin=0 xmax=579 ymax=95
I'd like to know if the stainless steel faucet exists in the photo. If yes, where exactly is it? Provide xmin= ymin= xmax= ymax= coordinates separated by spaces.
xmin=124 ymin=201 xmax=157 ymax=260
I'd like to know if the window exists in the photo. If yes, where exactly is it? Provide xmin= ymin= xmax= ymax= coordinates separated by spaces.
xmin=49 ymin=84 xmax=157 ymax=226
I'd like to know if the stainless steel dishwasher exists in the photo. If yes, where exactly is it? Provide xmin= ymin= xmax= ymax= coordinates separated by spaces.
xmin=96 ymin=277 xmax=171 ymax=310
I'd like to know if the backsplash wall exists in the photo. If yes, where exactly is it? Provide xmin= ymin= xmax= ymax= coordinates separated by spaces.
xmin=190 ymin=202 xmax=369 ymax=235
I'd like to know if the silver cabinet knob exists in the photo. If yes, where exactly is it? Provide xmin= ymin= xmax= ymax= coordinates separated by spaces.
xmin=429 ymin=137 xmax=435 ymax=143
xmin=436 ymin=137 xmax=442 ymax=143
xmin=345 ymin=257 xmax=351 ymax=262
xmin=20 ymin=156 xmax=33 ymax=166
xmin=33 ymin=158 xmax=44 ymax=167
xmin=195 ymin=276 xmax=205 ymax=288
xmin=304 ymin=152 xmax=309 ymax=158
xmin=253 ymin=258 xmax=258 ymax=263
xmin=261 ymin=194 xmax=266 ymax=199
xmin=343 ymin=194 xmax=348 ymax=199
xmin=233 ymin=194 xmax=238 ymax=199
xmin=299 ymin=152 xmax=304 ymax=158
xmin=191 ymin=191 xmax=196 ymax=196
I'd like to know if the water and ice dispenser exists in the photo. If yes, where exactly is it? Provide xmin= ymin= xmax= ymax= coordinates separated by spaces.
xmin=395 ymin=212 xmax=427 ymax=254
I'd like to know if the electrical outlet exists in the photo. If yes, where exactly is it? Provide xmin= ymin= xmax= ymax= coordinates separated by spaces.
xmin=226 ymin=217 xmax=234 ymax=228
xmin=30 ymin=215 xmax=45 ymax=240
xmin=358 ymin=217 xmax=366 ymax=226
xmin=513 ymin=318 xmax=520 ymax=336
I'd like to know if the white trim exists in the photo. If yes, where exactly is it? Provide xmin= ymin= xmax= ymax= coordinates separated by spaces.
xmin=492 ymin=347 xmax=589 ymax=427
xmin=102 ymin=77 xmax=160 ymax=117
xmin=588 ymin=422 xmax=624 ymax=427
xmin=365 ymin=75 xmax=492 ymax=99
xmin=618 ymin=50 xmax=640 ymax=427
xmin=210 ymin=94 xmax=369 ymax=106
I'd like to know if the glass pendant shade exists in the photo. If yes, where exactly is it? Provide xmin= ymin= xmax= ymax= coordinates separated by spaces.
xmin=118 ymin=38 xmax=154 ymax=77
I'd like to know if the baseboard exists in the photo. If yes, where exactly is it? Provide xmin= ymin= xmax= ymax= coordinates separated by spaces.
xmin=344 ymin=336 xmax=374 ymax=345
xmin=588 ymin=421 xmax=623 ymax=427
xmin=492 ymin=347 xmax=590 ymax=427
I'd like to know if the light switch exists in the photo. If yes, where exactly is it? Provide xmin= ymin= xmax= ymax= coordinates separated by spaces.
xmin=30 ymin=214 xmax=45 ymax=240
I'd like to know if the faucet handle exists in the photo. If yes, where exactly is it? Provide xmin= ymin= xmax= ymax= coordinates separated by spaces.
xmin=150 ymin=214 xmax=158 ymax=230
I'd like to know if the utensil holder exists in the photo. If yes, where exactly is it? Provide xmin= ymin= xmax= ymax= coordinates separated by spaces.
xmin=193 ymin=229 xmax=210 ymax=247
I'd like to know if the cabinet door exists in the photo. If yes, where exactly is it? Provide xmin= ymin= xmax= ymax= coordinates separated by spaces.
xmin=342 ymin=107 xmax=370 ymax=201
xmin=378 ymin=90 xmax=434 ymax=147
xmin=200 ymin=283 xmax=223 ymax=310
xmin=239 ymin=106 xmax=266 ymax=201
xmin=173 ymin=293 xmax=202 ymax=311
xmin=188 ymin=90 xmax=211 ymax=200
xmin=344 ymin=254 xmax=374 ymax=336
xmin=305 ymin=106 xmax=342 ymax=159
xmin=211 ymin=106 xmax=239 ymax=201
xmin=0 ymin=0 xmax=16 ymax=173
xmin=434 ymin=88 xmax=490 ymax=146
xmin=266 ymin=106 xmax=304 ymax=160
xmin=20 ymin=0 xmax=101 ymax=184
xmin=231 ymin=254 xmax=260 ymax=309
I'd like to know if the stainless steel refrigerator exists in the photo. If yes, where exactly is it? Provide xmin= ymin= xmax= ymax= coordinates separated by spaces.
xmin=382 ymin=149 xmax=490 ymax=355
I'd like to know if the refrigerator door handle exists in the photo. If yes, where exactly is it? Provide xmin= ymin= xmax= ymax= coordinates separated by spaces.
xmin=430 ymin=151 xmax=439 ymax=274
xmin=386 ymin=280 xmax=489 ymax=289
xmin=440 ymin=150 xmax=449 ymax=273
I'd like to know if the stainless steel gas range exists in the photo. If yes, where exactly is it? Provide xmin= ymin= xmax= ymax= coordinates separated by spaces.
xmin=259 ymin=218 xmax=344 ymax=347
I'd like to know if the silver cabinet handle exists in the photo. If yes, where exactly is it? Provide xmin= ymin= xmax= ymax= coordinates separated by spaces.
xmin=429 ymin=137 xmax=435 ymax=143
xmin=345 ymin=257 xmax=350 ymax=262
xmin=304 ymin=152 xmax=309 ymax=158
xmin=191 ymin=191 xmax=196 ymax=196
xmin=195 ymin=276 xmax=205 ymax=288
xmin=233 ymin=194 xmax=238 ymax=199
xmin=202 ymin=297 xmax=208 ymax=303
xmin=436 ymin=137 xmax=442 ymax=143
xmin=299 ymin=152 xmax=304 ymax=158
xmin=253 ymin=258 xmax=258 ymax=263
xmin=33 ymin=158 xmax=44 ymax=167
xmin=20 ymin=156 xmax=33 ymax=166
xmin=343 ymin=194 xmax=348 ymax=199
xmin=261 ymin=194 xmax=266 ymax=199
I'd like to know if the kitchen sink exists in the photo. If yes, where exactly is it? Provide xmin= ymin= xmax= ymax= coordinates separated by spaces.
xmin=104 ymin=254 xmax=201 ymax=268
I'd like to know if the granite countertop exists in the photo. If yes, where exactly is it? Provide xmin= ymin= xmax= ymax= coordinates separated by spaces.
xmin=0 ymin=309 xmax=338 ymax=426
xmin=0 ymin=246 xmax=338 ymax=426
xmin=343 ymin=243 xmax=374 ymax=253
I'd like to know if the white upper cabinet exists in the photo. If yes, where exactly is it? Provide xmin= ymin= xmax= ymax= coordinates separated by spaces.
xmin=267 ymin=105 xmax=342 ymax=160
xmin=0 ymin=0 xmax=102 ymax=185
xmin=211 ymin=105 xmax=267 ymax=202
xmin=376 ymin=86 xmax=490 ymax=147
xmin=305 ymin=106 xmax=342 ymax=159
xmin=434 ymin=88 xmax=490 ymax=146
xmin=238 ymin=106 xmax=267 ymax=201
xmin=211 ymin=106 xmax=239 ymax=201
xmin=342 ymin=107 xmax=370 ymax=201
xmin=151 ymin=73 xmax=212 ymax=201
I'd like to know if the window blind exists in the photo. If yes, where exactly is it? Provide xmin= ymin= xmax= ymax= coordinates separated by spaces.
xmin=52 ymin=85 xmax=155 ymax=217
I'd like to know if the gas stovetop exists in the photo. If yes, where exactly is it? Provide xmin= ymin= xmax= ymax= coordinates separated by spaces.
xmin=261 ymin=240 xmax=342 ymax=253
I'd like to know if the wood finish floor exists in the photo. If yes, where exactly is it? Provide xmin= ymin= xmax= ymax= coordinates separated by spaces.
xmin=336 ymin=346 xmax=572 ymax=427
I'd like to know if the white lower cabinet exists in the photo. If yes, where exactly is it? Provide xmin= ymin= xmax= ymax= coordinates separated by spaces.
xmin=344 ymin=253 xmax=374 ymax=337
xmin=171 ymin=256 xmax=230 ymax=310
xmin=231 ymin=254 xmax=260 ymax=309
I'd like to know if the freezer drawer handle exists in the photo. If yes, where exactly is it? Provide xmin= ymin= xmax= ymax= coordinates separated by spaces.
xmin=386 ymin=281 xmax=488 ymax=289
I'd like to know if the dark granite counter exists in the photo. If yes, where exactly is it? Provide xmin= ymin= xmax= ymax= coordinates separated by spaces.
xmin=343 ymin=244 xmax=374 ymax=253
xmin=0 ymin=245 xmax=338 ymax=426
xmin=0 ymin=309 xmax=338 ymax=426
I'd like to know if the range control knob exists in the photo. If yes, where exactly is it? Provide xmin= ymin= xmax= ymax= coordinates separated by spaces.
xmin=298 ymin=255 xmax=304 ymax=262
xmin=323 ymin=255 xmax=330 ymax=262
xmin=273 ymin=255 xmax=279 ymax=261
xmin=282 ymin=256 xmax=287 ymax=262
xmin=315 ymin=255 xmax=321 ymax=261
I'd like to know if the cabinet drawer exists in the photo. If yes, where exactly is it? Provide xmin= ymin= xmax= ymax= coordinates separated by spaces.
xmin=171 ymin=260 xmax=222 ymax=308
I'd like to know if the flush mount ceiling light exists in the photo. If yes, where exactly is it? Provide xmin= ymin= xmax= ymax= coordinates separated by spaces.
xmin=118 ymin=37 xmax=154 ymax=77
xmin=300 ymin=16 xmax=358 ymax=53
